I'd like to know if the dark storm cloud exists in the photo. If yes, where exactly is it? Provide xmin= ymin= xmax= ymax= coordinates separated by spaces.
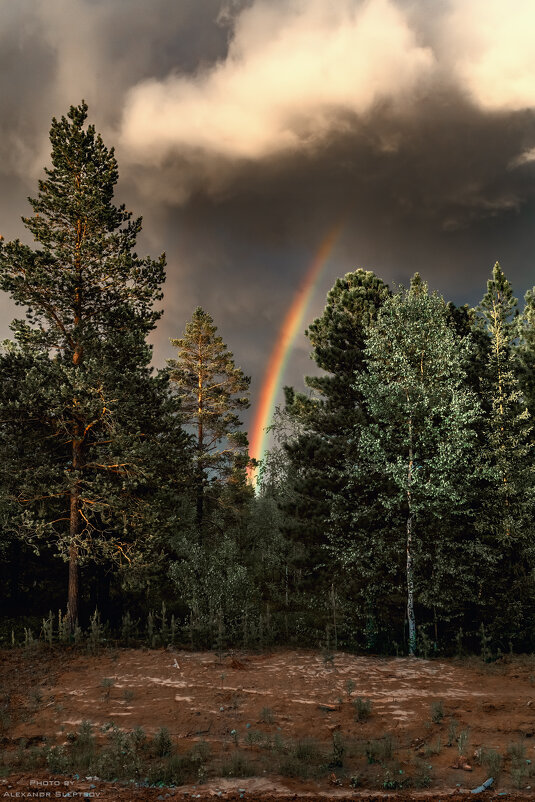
xmin=1 ymin=0 xmax=535 ymax=431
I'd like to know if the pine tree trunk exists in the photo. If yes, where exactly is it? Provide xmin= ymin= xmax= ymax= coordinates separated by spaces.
xmin=68 ymin=434 xmax=82 ymax=631
xmin=68 ymin=543 xmax=78 ymax=629
xmin=68 ymin=219 xmax=83 ymax=631
xmin=196 ymin=361 xmax=204 ymax=530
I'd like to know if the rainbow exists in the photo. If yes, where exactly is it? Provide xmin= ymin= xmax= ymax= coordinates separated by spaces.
xmin=249 ymin=224 xmax=342 ymax=484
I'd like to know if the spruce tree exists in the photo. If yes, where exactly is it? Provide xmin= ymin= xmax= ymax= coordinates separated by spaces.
xmin=330 ymin=277 xmax=482 ymax=655
xmin=0 ymin=102 xmax=184 ymax=626
xmin=517 ymin=285 xmax=535 ymax=420
xmin=474 ymin=264 xmax=534 ymax=644
xmin=476 ymin=263 xmax=532 ymax=541
xmin=167 ymin=307 xmax=251 ymax=532
xmin=283 ymin=271 xmax=390 ymax=551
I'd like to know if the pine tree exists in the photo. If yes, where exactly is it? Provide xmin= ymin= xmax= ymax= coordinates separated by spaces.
xmin=0 ymin=102 xmax=184 ymax=627
xmin=330 ymin=277 xmax=482 ymax=655
xmin=517 ymin=285 xmax=535 ymax=419
xmin=473 ymin=264 xmax=535 ymax=645
xmin=283 ymin=271 xmax=390 ymax=550
xmin=476 ymin=262 xmax=532 ymax=540
xmin=167 ymin=307 xmax=251 ymax=532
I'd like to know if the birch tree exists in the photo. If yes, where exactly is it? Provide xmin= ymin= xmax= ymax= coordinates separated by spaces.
xmin=330 ymin=277 xmax=481 ymax=655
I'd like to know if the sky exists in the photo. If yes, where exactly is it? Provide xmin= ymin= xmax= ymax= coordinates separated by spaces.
xmin=1 ymin=0 xmax=535 ymax=448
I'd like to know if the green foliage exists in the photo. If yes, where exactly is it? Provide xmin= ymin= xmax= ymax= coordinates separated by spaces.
xmin=457 ymin=728 xmax=470 ymax=755
xmin=152 ymin=727 xmax=173 ymax=757
xmin=221 ymin=751 xmax=255 ymax=777
xmin=353 ymin=697 xmax=372 ymax=722
xmin=447 ymin=718 xmax=458 ymax=747
xmin=366 ymin=735 xmax=393 ymax=764
xmin=259 ymin=707 xmax=274 ymax=724
xmin=507 ymin=740 xmax=526 ymax=763
xmin=170 ymin=534 xmax=257 ymax=648
xmin=279 ymin=271 xmax=390 ymax=631
xmin=168 ymin=307 xmax=251 ymax=530
xmin=0 ymin=101 xmax=191 ymax=621
xmin=330 ymin=731 xmax=344 ymax=767
xmin=100 ymin=677 xmax=114 ymax=701
xmin=430 ymin=700 xmax=444 ymax=724
xmin=329 ymin=278 xmax=484 ymax=653
xmin=480 ymin=747 xmax=502 ymax=776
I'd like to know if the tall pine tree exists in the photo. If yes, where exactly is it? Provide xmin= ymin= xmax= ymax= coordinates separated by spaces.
xmin=167 ymin=307 xmax=251 ymax=534
xmin=474 ymin=263 xmax=534 ymax=645
xmin=476 ymin=263 xmax=532 ymax=540
xmin=283 ymin=271 xmax=390 ymax=554
xmin=0 ymin=102 xmax=187 ymax=626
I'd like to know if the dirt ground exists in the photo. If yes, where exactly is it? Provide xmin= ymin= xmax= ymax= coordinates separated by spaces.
xmin=1 ymin=647 xmax=535 ymax=800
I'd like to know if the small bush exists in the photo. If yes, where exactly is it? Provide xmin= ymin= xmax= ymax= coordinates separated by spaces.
xmin=46 ymin=745 xmax=70 ymax=774
xmin=511 ymin=764 xmax=528 ymax=790
xmin=147 ymin=750 xmax=203 ymax=786
xmin=480 ymin=747 xmax=502 ymax=776
xmin=353 ymin=696 xmax=372 ymax=722
xmin=100 ymin=677 xmax=114 ymax=701
xmin=382 ymin=767 xmax=407 ymax=790
xmin=192 ymin=739 xmax=211 ymax=762
xmin=153 ymin=727 xmax=173 ymax=757
xmin=222 ymin=750 xmax=255 ymax=777
xmin=96 ymin=725 xmax=142 ymax=780
xmin=457 ymin=728 xmax=470 ymax=755
xmin=366 ymin=735 xmax=393 ymax=764
xmin=259 ymin=706 xmax=274 ymax=724
xmin=330 ymin=731 xmax=344 ymax=768
xmin=430 ymin=700 xmax=444 ymax=724
xmin=413 ymin=757 xmax=433 ymax=788
xmin=272 ymin=731 xmax=285 ymax=753
xmin=508 ymin=740 xmax=526 ymax=763
xmin=65 ymin=721 xmax=96 ymax=772
xmin=294 ymin=737 xmax=321 ymax=763
xmin=245 ymin=728 xmax=264 ymax=748
xmin=447 ymin=718 xmax=458 ymax=746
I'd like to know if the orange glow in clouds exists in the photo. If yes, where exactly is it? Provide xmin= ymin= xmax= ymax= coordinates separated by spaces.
xmin=248 ymin=224 xmax=342 ymax=484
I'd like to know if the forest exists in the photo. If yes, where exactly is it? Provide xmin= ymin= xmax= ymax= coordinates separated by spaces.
xmin=0 ymin=102 xmax=534 ymax=660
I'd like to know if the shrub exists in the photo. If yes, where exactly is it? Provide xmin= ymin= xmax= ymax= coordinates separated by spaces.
xmin=222 ymin=751 xmax=255 ymax=777
xmin=480 ymin=747 xmax=502 ymax=776
xmin=153 ymin=727 xmax=173 ymax=757
xmin=430 ymin=700 xmax=444 ymax=724
xmin=457 ymin=728 xmax=470 ymax=755
xmin=366 ymin=735 xmax=393 ymax=764
xmin=259 ymin=706 xmax=274 ymax=724
xmin=447 ymin=718 xmax=458 ymax=746
xmin=353 ymin=697 xmax=372 ymax=722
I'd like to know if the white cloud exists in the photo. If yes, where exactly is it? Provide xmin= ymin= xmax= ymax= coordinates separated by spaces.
xmin=442 ymin=0 xmax=535 ymax=111
xmin=119 ymin=0 xmax=435 ymax=163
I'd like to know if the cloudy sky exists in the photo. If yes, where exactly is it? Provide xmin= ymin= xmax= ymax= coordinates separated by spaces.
xmin=2 ymin=0 xmax=535 ymax=439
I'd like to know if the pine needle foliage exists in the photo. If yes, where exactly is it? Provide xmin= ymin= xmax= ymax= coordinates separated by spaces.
xmin=0 ymin=102 xmax=188 ymax=625
xmin=168 ymin=307 xmax=251 ymax=529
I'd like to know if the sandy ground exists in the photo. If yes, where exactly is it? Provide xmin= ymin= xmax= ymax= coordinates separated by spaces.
xmin=1 ymin=647 xmax=535 ymax=800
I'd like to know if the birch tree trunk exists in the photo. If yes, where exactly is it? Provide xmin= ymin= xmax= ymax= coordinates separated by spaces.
xmin=406 ymin=417 xmax=416 ymax=656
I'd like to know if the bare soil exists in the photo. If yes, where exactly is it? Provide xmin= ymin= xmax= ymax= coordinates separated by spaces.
xmin=1 ymin=647 xmax=535 ymax=800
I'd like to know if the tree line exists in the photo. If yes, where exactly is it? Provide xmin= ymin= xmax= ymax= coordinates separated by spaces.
xmin=0 ymin=103 xmax=533 ymax=657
